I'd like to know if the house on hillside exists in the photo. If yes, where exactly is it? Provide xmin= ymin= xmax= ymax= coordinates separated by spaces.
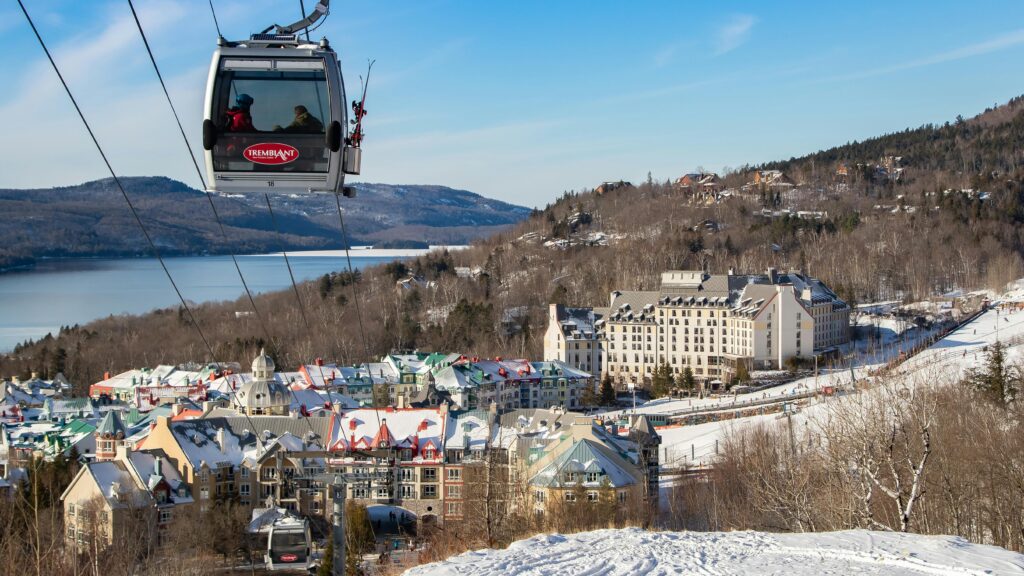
xmin=594 ymin=181 xmax=633 ymax=195
xmin=675 ymin=172 xmax=722 ymax=204
xmin=750 ymin=170 xmax=795 ymax=191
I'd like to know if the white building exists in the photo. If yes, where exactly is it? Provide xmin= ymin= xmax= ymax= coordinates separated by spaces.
xmin=547 ymin=270 xmax=849 ymax=388
xmin=543 ymin=305 xmax=606 ymax=376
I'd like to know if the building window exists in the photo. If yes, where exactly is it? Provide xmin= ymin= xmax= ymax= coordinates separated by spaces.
xmin=534 ymin=490 xmax=545 ymax=503
xmin=446 ymin=485 xmax=461 ymax=498
xmin=421 ymin=468 xmax=437 ymax=482
xmin=200 ymin=487 xmax=209 ymax=500
xmin=400 ymin=467 xmax=414 ymax=481
xmin=353 ymin=486 xmax=369 ymax=499
xmin=565 ymin=492 xmax=576 ymax=502
xmin=240 ymin=467 xmax=249 ymax=479
xmin=587 ymin=491 xmax=599 ymax=502
xmin=447 ymin=468 xmax=461 ymax=481
xmin=421 ymin=485 xmax=438 ymax=499
xmin=400 ymin=485 xmax=414 ymax=498
xmin=446 ymin=502 xmax=461 ymax=515
xmin=240 ymin=484 xmax=250 ymax=496
xmin=618 ymin=491 xmax=627 ymax=503
xmin=67 ymin=503 xmax=75 ymax=517
xmin=159 ymin=509 xmax=172 ymax=524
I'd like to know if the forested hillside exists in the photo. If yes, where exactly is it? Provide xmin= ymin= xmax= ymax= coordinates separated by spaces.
xmin=4 ymin=97 xmax=1024 ymax=388
xmin=0 ymin=177 xmax=530 ymax=269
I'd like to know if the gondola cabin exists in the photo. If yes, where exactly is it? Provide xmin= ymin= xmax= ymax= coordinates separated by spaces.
xmin=249 ymin=506 xmax=314 ymax=572
xmin=202 ymin=35 xmax=360 ymax=194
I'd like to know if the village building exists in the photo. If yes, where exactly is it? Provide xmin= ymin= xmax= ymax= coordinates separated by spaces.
xmin=546 ymin=270 xmax=850 ymax=388
xmin=62 ymin=425 xmax=192 ymax=550
xmin=544 ymin=304 xmax=605 ymax=376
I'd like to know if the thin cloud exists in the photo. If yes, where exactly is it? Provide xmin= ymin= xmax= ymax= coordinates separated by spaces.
xmin=826 ymin=28 xmax=1024 ymax=82
xmin=715 ymin=14 xmax=756 ymax=55
xmin=653 ymin=44 xmax=677 ymax=68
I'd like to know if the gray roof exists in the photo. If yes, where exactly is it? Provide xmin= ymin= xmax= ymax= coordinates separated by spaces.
xmin=608 ymin=271 xmax=846 ymax=322
xmin=97 ymin=410 xmax=126 ymax=437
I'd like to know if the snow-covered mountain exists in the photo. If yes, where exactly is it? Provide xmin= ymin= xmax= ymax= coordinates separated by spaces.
xmin=404 ymin=527 xmax=1024 ymax=575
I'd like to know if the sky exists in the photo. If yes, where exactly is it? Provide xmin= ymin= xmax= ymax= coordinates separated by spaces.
xmin=3 ymin=1 xmax=1024 ymax=208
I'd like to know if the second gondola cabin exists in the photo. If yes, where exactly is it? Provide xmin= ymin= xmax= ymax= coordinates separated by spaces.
xmin=202 ymin=34 xmax=360 ymax=194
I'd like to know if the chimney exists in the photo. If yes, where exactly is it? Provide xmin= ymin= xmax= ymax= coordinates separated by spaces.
xmin=172 ymin=404 xmax=184 ymax=418
xmin=767 ymin=267 xmax=777 ymax=284
xmin=154 ymin=456 xmax=162 ymax=477
xmin=316 ymin=357 xmax=324 ymax=367
xmin=216 ymin=428 xmax=226 ymax=454
xmin=728 ymin=267 xmax=735 ymax=276
xmin=103 ymin=371 xmax=111 ymax=381
xmin=30 ymin=371 xmax=38 ymax=380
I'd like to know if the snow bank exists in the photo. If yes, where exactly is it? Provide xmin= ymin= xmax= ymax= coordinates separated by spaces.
xmin=404 ymin=527 xmax=1024 ymax=575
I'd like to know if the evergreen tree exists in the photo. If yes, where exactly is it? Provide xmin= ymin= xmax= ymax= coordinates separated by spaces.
xmin=734 ymin=361 xmax=750 ymax=383
xmin=549 ymin=284 xmax=569 ymax=306
xmin=650 ymin=363 xmax=672 ymax=398
xmin=967 ymin=340 xmax=1019 ymax=406
xmin=681 ymin=366 xmax=696 ymax=394
xmin=580 ymin=382 xmax=598 ymax=408
xmin=599 ymin=373 xmax=616 ymax=406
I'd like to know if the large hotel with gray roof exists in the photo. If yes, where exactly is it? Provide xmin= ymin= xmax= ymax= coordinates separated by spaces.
xmin=545 ymin=269 xmax=850 ymax=389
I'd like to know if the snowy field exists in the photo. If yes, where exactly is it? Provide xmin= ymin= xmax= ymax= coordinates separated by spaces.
xmin=652 ymin=298 xmax=1024 ymax=470
xmin=403 ymin=527 xmax=1024 ymax=575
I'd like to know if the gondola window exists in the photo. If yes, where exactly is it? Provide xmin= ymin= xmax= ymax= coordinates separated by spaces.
xmin=211 ymin=58 xmax=332 ymax=174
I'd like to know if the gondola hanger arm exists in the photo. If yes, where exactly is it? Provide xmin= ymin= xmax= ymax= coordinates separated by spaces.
xmin=262 ymin=0 xmax=329 ymax=35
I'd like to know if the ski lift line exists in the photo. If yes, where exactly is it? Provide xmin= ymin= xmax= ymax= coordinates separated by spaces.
xmin=207 ymin=0 xmax=223 ymax=38
xmin=298 ymin=0 xmax=311 ymax=42
xmin=127 ymin=0 xmax=275 ymax=353
xmin=263 ymin=193 xmax=313 ymax=335
xmin=259 ymin=195 xmax=323 ymax=445
xmin=333 ymin=192 xmax=371 ymax=363
xmin=16 ymin=0 xmax=216 ymax=364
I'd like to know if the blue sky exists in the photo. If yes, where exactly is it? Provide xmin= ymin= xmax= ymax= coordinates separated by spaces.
xmin=3 ymin=1 xmax=1024 ymax=207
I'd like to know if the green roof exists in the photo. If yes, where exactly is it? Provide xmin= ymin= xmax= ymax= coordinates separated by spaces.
xmin=62 ymin=419 xmax=96 ymax=436
xmin=97 ymin=410 xmax=126 ymax=437
xmin=529 ymin=438 xmax=640 ymax=489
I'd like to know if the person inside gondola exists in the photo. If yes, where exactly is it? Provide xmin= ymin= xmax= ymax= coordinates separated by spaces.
xmin=224 ymin=93 xmax=256 ymax=132
xmin=273 ymin=105 xmax=323 ymax=133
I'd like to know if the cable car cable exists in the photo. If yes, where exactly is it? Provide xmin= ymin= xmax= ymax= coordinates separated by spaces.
xmin=207 ymin=0 xmax=223 ymax=38
xmin=333 ymin=192 xmax=371 ymax=363
xmin=298 ymin=0 xmax=311 ymax=41
xmin=264 ymin=194 xmax=313 ymax=335
xmin=16 ymin=0 xmax=217 ymax=364
xmin=126 ymin=0 xmax=275 ymax=352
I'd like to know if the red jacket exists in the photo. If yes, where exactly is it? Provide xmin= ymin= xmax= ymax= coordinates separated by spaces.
xmin=224 ymin=108 xmax=254 ymax=132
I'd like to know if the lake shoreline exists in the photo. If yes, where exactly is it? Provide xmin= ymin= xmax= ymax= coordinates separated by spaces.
xmin=0 ymin=249 xmax=465 ymax=352
xmin=0 ymin=246 xmax=468 ymax=276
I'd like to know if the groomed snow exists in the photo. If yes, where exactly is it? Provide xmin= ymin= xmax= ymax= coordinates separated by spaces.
xmin=403 ymin=527 xmax=1024 ymax=575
